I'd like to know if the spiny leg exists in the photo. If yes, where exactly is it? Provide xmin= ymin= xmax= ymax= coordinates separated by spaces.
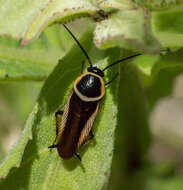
xmin=55 ymin=110 xmax=64 ymax=116
xmin=75 ymin=131 xmax=94 ymax=161
xmin=54 ymin=110 xmax=63 ymax=144
xmin=48 ymin=144 xmax=57 ymax=149
xmin=89 ymin=130 xmax=94 ymax=140
xmin=75 ymin=152 xmax=82 ymax=161
xmin=83 ymin=130 xmax=95 ymax=146
xmin=48 ymin=110 xmax=63 ymax=149
xmin=105 ymin=72 xmax=119 ymax=86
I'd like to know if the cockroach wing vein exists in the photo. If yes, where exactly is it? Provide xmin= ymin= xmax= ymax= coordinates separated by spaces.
xmin=77 ymin=103 xmax=99 ymax=149
xmin=57 ymin=93 xmax=72 ymax=143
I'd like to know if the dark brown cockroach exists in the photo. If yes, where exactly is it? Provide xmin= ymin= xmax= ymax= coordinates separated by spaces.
xmin=48 ymin=24 xmax=141 ymax=161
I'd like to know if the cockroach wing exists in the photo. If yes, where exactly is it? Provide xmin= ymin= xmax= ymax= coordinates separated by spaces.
xmin=77 ymin=103 xmax=99 ymax=149
xmin=56 ymin=91 xmax=99 ymax=159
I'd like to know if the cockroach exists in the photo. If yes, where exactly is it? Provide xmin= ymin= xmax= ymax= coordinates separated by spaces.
xmin=48 ymin=24 xmax=141 ymax=161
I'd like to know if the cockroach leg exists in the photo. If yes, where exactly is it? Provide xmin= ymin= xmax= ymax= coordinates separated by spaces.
xmin=55 ymin=110 xmax=63 ymax=134
xmin=54 ymin=110 xmax=63 ymax=143
xmin=89 ymin=130 xmax=94 ymax=140
xmin=75 ymin=152 xmax=82 ymax=161
xmin=49 ymin=110 xmax=63 ymax=150
xmin=55 ymin=110 xmax=63 ymax=117
xmin=48 ymin=144 xmax=57 ymax=149
xmin=83 ymin=130 xmax=95 ymax=146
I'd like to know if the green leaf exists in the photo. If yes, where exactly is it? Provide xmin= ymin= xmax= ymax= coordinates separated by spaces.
xmin=94 ymin=8 xmax=161 ymax=53
xmin=152 ymin=5 xmax=183 ymax=48
xmin=0 ymin=24 xmax=71 ymax=81
xmin=22 ymin=0 xmax=98 ymax=45
xmin=147 ymin=177 xmax=183 ymax=190
xmin=133 ymin=54 xmax=160 ymax=76
xmin=0 ymin=82 xmax=42 ymax=124
xmin=131 ymin=53 xmax=160 ymax=88
xmin=118 ymin=64 xmax=150 ymax=159
xmin=0 ymin=30 xmax=120 ymax=190
xmin=0 ymin=0 xmax=50 ymax=39
xmin=0 ymin=0 xmax=98 ymax=43
xmin=147 ymin=48 xmax=183 ymax=108
xmin=0 ymin=104 xmax=38 ymax=179
xmin=130 ymin=49 xmax=183 ymax=108
xmin=109 ymin=56 xmax=150 ymax=190
xmin=99 ymin=0 xmax=135 ymax=10
xmin=145 ymin=0 xmax=183 ymax=10
xmin=0 ymin=82 xmax=42 ymax=162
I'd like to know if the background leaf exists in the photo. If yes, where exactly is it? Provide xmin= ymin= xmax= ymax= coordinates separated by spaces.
xmin=22 ymin=0 xmax=98 ymax=45
xmin=0 ymin=0 xmax=50 ymax=39
xmin=145 ymin=0 xmax=183 ymax=9
xmin=152 ymin=5 xmax=183 ymax=48
xmin=0 ymin=82 xmax=42 ymax=163
xmin=99 ymin=0 xmax=135 ymax=10
xmin=109 ymin=55 xmax=150 ymax=190
xmin=147 ymin=48 xmax=183 ymax=108
xmin=0 ymin=104 xmax=38 ymax=179
xmin=0 ymin=24 xmax=75 ymax=81
xmin=94 ymin=8 xmax=161 ymax=53
xmin=0 ymin=0 xmax=98 ymax=43
xmin=147 ymin=177 xmax=183 ymax=190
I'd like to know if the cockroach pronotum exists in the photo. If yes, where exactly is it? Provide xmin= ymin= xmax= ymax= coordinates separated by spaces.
xmin=48 ymin=24 xmax=141 ymax=161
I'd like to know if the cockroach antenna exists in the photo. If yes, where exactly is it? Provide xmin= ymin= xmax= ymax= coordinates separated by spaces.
xmin=62 ymin=24 xmax=93 ymax=67
xmin=102 ymin=53 xmax=142 ymax=71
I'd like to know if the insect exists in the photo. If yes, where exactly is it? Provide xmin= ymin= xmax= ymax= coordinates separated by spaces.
xmin=48 ymin=24 xmax=141 ymax=161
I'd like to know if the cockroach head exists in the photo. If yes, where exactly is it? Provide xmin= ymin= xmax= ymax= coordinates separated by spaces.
xmin=87 ymin=67 xmax=104 ymax=77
